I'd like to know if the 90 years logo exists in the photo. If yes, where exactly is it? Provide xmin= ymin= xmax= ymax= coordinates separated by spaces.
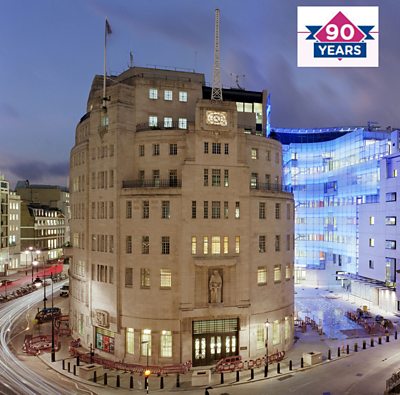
xmin=297 ymin=7 xmax=379 ymax=67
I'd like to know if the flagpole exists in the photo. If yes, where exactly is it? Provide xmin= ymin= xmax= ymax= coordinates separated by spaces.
xmin=103 ymin=18 xmax=107 ymax=108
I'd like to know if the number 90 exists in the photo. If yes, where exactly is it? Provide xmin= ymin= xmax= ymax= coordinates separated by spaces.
xmin=326 ymin=23 xmax=355 ymax=40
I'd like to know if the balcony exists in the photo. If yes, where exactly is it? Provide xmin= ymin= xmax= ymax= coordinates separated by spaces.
xmin=250 ymin=182 xmax=292 ymax=193
xmin=122 ymin=179 xmax=182 ymax=189
xmin=136 ymin=121 xmax=191 ymax=132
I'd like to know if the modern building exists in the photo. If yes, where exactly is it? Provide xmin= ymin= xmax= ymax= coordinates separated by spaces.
xmin=278 ymin=126 xmax=393 ymax=285
xmin=8 ymin=192 xmax=21 ymax=271
xmin=69 ymin=66 xmax=295 ymax=366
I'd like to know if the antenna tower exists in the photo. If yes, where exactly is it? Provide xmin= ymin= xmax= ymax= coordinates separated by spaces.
xmin=211 ymin=9 xmax=222 ymax=101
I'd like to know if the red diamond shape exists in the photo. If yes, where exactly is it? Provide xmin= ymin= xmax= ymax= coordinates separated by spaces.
xmin=315 ymin=11 xmax=365 ymax=42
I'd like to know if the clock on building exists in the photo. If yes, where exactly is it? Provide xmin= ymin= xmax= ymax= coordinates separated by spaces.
xmin=206 ymin=111 xmax=228 ymax=126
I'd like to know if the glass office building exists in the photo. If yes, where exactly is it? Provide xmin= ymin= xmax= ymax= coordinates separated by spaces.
xmin=274 ymin=127 xmax=393 ymax=283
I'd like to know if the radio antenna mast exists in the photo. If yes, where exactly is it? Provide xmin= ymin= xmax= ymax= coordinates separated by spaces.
xmin=211 ymin=9 xmax=222 ymax=101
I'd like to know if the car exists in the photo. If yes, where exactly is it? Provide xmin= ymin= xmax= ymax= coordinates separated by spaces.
xmin=35 ymin=307 xmax=61 ymax=323
xmin=60 ymin=284 xmax=69 ymax=297
xmin=375 ymin=315 xmax=384 ymax=322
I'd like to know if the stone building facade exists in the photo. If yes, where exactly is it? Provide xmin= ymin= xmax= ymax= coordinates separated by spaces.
xmin=69 ymin=66 xmax=294 ymax=366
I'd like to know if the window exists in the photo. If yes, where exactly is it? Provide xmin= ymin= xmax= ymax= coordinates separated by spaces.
xmin=149 ymin=88 xmax=158 ymax=99
xmin=126 ymin=236 xmax=132 ymax=254
xmin=272 ymin=320 xmax=280 ymax=345
xmin=235 ymin=236 xmax=240 ymax=253
xmin=140 ymin=269 xmax=150 ymax=289
xmin=275 ymin=235 xmax=281 ymax=252
xmin=259 ymin=235 xmax=266 ymax=253
xmin=149 ymin=116 xmax=158 ymax=127
xmin=164 ymin=90 xmax=173 ymax=101
xmin=386 ymin=192 xmax=397 ymax=202
xmin=386 ymin=240 xmax=396 ymax=250
xmin=250 ymin=173 xmax=258 ymax=189
xmin=285 ymin=264 xmax=291 ymax=280
xmin=126 ymin=201 xmax=132 ymax=219
xmin=192 ymin=201 xmax=197 ymax=219
xmin=369 ymin=238 xmax=375 ymax=247
xmin=223 ymin=236 xmax=228 ymax=254
xmin=369 ymin=216 xmax=375 ymax=225
xmin=286 ymin=234 xmax=291 ymax=251
xmin=265 ymin=174 xmax=271 ymax=189
xmin=160 ymin=330 xmax=172 ymax=357
xmin=125 ymin=268 xmax=133 ymax=287
xmin=257 ymin=267 xmax=267 ymax=285
xmin=212 ymin=169 xmax=221 ymax=186
xmin=164 ymin=117 xmax=173 ymax=128
xmin=224 ymin=170 xmax=229 ymax=187
xmin=203 ymin=169 xmax=209 ymax=186
xmin=386 ymin=216 xmax=396 ymax=226
xmin=162 ymin=236 xmax=170 ymax=254
xmin=286 ymin=204 xmax=291 ymax=220
xmin=179 ymin=91 xmax=187 ymax=102
xmin=251 ymin=148 xmax=258 ymax=159
xmin=235 ymin=202 xmax=240 ymax=219
xmin=212 ymin=143 xmax=221 ymax=154
xmin=126 ymin=328 xmax=134 ymax=354
xmin=275 ymin=203 xmax=281 ymax=219
xmin=212 ymin=201 xmax=221 ymax=219
xmin=178 ymin=118 xmax=187 ymax=129
xmin=203 ymin=236 xmax=209 ymax=254
xmin=224 ymin=201 xmax=229 ymax=219
xmin=191 ymin=236 xmax=197 ymax=254
xmin=204 ymin=201 xmax=208 ymax=219
xmin=204 ymin=142 xmax=209 ymax=154
xmin=162 ymin=201 xmax=170 ymax=219
xmin=160 ymin=269 xmax=172 ymax=289
xmin=224 ymin=143 xmax=229 ymax=155
xmin=153 ymin=144 xmax=160 ymax=156
xmin=153 ymin=170 xmax=160 ymax=186
xmin=259 ymin=202 xmax=266 ymax=219
xmin=211 ymin=236 xmax=221 ymax=255
xmin=141 ymin=329 xmax=151 ymax=356
xmin=139 ymin=145 xmax=145 ymax=157
xmin=169 ymin=170 xmax=178 ymax=187
xmin=369 ymin=260 xmax=374 ymax=269
xmin=285 ymin=317 xmax=290 ymax=340
xmin=143 ymin=201 xmax=149 ymax=219
xmin=256 ymin=324 xmax=265 ymax=349
xmin=169 ymin=143 xmax=177 ymax=155
xmin=274 ymin=265 xmax=281 ymax=282
xmin=142 ymin=236 xmax=149 ymax=254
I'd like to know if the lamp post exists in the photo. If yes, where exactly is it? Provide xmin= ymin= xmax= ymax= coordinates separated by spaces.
xmin=264 ymin=319 xmax=269 ymax=376
xmin=27 ymin=247 xmax=41 ymax=281
xmin=50 ymin=272 xmax=55 ymax=362
xmin=142 ymin=340 xmax=150 ymax=394
xmin=24 ymin=251 xmax=29 ymax=276
xmin=32 ymin=260 xmax=38 ymax=283
xmin=42 ymin=271 xmax=47 ymax=309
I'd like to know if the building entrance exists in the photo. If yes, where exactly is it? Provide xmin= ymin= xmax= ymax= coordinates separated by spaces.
xmin=192 ymin=318 xmax=238 ymax=366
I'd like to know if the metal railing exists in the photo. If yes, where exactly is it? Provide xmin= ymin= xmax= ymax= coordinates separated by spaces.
xmin=250 ymin=182 xmax=292 ymax=193
xmin=136 ymin=121 xmax=191 ymax=132
xmin=122 ymin=179 xmax=182 ymax=189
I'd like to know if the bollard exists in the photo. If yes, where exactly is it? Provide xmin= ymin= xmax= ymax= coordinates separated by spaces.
xmin=176 ymin=373 xmax=180 ymax=388
xmin=236 ymin=370 xmax=240 ymax=382
xmin=396 ymin=331 xmax=398 ymax=340
xmin=220 ymin=372 xmax=224 ymax=384
xmin=93 ymin=370 xmax=97 ymax=383
xmin=264 ymin=363 xmax=268 ymax=377
xmin=250 ymin=368 xmax=254 ymax=380
xmin=130 ymin=375 xmax=134 ymax=389
xmin=73 ymin=365 xmax=76 ymax=376
xmin=160 ymin=376 xmax=164 ymax=389
xmin=289 ymin=360 xmax=293 ymax=370
xmin=328 ymin=350 xmax=331 ymax=360
xmin=205 ymin=387 xmax=212 ymax=395
xmin=354 ymin=343 xmax=358 ymax=352
xmin=62 ymin=359 xmax=65 ymax=370
xmin=67 ymin=362 xmax=70 ymax=373
xmin=104 ymin=372 xmax=107 ymax=385
xmin=346 ymin=344 xmax=349 ymax=354
xmin=363 ymin=340 xmax=366 ymax=350
xmin=379 ymin=337 xmax=382 ymax=345
xmin=337 ymin=347 xmax=340 ymax=357
xmin=277 ymin=362 xmax=280 ymax=374
xmin=301 ymin=357 xmax=304 ymax=368
xmin=371 ymin=338 xmax=374 ymax=347
xmin=116 ymin=375 xmax=120 ymax=388
xmin=76 ymin=356 xmax=80 ymax=366
xmin=386 ymin=335 xmax=390 ymax=343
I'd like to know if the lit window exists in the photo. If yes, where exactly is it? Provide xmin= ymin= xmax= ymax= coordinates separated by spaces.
xmin=369 ymin=238 xmax=375 ymax=247
xmin=164 ymin=90 xmax=173 ymax=101
xmin=191 ymin=236 xmax=197 ymax=254
xmin=211 ymin=236 xmax=221 ymax=255
xmin=162 ymin=201 xmax=170 ymax=219
xmin=149 ymin=88 xmax=158 ymax=99
xmin=284 ymin=317 xmax=290 ymax=340
xmin=179 ymin=91 xmax=187 ymax=102
xmin=256 ymin=324 xmax=264 ymax=349
xmin=224 ymin=201 xmax=228 ymax=219
xmin=369 ymin=216 xmax=375 ymax=225
xmin=203 ymin=236 xmax=209 ymax=254
xmin=160 ymin=269 xmax=172 ymax=289
xmin=140 ymin=268 xmax=150 ymax=289
xmin=257 ymin=267 xmax=267 ymax=285
xmin=385 ymin=216 xmax=396 ymax=226
xmin=224 ymin=170 xmax=229 ymax=187
xmin=223 ymin=236 xmax=228 ymax=254
xmin=141 ymin=329 xmax=152 ymax=356
xmin=285 ymin=264 xmax=291 ymax=280
xmin=149 ymin=116 xmax=158 ymax=127
xmin=251 ymin=148 xmax=258 ymax=160
xmin=235 ymin=236 xmax=240 ymax=253
xmin=164 ymin=117 xmax=173 ymax=128
xmin=272 ymin=320 xmax=280 ymax=345
xmin=274 ymin=265 xmax=281 ymax=282
xmin=178 ymin=118 xmax=187 ymax=129
xmin=385 ymin=240 xmax=396 ymax=250
xmin=235 ymin=202 xmax=240 ymax=219
xmin=126 ymin=328 xmax=134 ymax=354
xmin=259 ymin=235 xmax=266 ymax=253
xmin=160 ymin=330 xmax=172 ymax=357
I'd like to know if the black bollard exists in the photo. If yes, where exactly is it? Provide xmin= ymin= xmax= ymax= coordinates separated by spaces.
xmin=93 ymin=370 xmax=97 ymax=383
xmin=67 ymin=362 xmax=70 ymax=372
xmin=328 ymin=350 xmax=331 ymax=360
xmin=371 ymin=338 xmax=374 ymax=347
xmin=130 ymin=375 xmax=134 ymax=389
xmin=346 ymin=344 xmax=349 ymax=354
xmin=220 ymin=372 xmax=224 ymax=384
xmin=363 ymin=340 xmax=366 ymax=350
xmin=386 ymin=335 xmax=390 ymax=343
xmin=379 ymin=336 xmax=382 ymax=345
xmin=76 ymin=355 xmax=80 ymax=366
xmin=62 ymin=359 xmax=65 ymax=370
xmin=264 ymin=363 xmax=268 ymax=377
xmin=337 ymin=347 xmax=341 ymax=357
xmin=236 ymin=370 xmax=240 ymax=382
xmin=301 ymin=357 xmax=304 ymax=368
xmin=289 ymin=360 xmax=293 ymax=370
xmin=250 ymin=368 xmax=254 ymax=380
xmin=73 ymin=365 xmax=76 ymax=376
xmin=396 ymin=331 xmax=398 ymax=340
xmin=160 ymin=376 xmax=164 ymax=389
xmin=205 ymin=387 xmax=212 ymax=395
xmin=116 ymin=375 xmax=120 ymax=388
xmin=354 ymin=343 xmax=358 ymax=352
xmin=277 ymin=362 xmax=280 ymax=374
xmin=176 ymin=373 xmax=180 ymax=388
xmin=104 ymin=372 xmax=108 ymax=385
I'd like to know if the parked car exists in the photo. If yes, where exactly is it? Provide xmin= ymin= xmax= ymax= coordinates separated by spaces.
xmin=35 ymin=307 xmax=61 ymax=323
xmin=60 ymin=284 xmax=69 ymax=297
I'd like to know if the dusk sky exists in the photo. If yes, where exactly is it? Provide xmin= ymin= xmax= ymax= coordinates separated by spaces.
xmin=1 ymin=0 xmax=400 ymax=187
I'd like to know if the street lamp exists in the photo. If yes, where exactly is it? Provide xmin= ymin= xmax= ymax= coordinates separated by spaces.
xmin=50 ymin=272 xmax=55 ymax=362
xmin=27 ymin=247 xmax=41 ymax=281
xmin=264 ymin=319 xmax=269 ymax=377
xmin=142 ymin=340 xmax=150 ymax=394
xmin=24 ymin=250 xmax=29 ymax=276
xmin=32 ymin=260 xmax=38 ymax=283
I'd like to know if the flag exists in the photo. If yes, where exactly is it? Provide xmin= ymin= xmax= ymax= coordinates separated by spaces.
xmin=105 ymin=19 xmax=112 ymax=36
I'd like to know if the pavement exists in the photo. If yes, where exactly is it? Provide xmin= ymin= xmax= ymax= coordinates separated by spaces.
xmin=24 ymin=284 xmax=400 ymax=394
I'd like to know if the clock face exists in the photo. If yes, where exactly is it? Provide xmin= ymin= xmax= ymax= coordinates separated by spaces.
xmin=206 ymin=111 xmax=228 ymax=126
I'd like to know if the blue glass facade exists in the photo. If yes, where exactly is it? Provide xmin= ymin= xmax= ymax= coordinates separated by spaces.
xmin=276 ymin=127 xmax=392 ymax=275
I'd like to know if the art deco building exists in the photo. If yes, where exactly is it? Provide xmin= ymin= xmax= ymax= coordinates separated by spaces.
xmin=69 ymin=66 xmax=294 ymax=366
